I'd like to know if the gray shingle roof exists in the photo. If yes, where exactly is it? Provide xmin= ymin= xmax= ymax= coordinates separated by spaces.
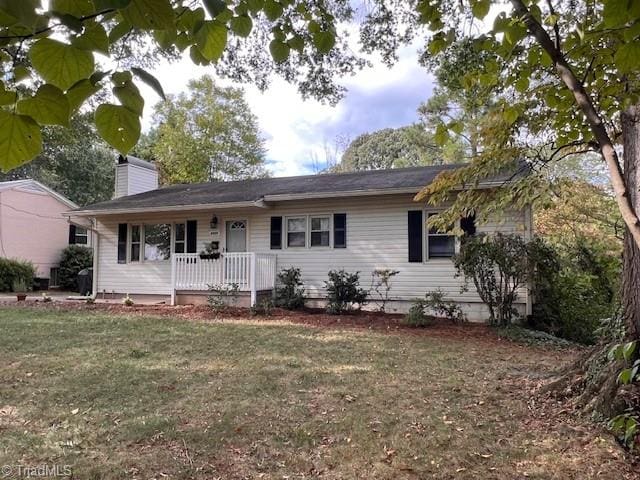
xmin=74 ymin=163 xmax=518 ymax=214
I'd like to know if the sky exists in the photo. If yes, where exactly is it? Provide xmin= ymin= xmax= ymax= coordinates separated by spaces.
xmin=138 ymin=42 xmax=435 ymax=177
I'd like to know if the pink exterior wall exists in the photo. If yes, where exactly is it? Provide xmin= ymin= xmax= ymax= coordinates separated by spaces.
xmin=0 ymin=188 xmax=72 ymax=278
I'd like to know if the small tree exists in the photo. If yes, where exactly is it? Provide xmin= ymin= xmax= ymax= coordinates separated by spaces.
xmin=370 ymin=269 xmax=400 ymax=312
xmin=275 ymin=267 xmax=306 ymax=310
xmin=325 ymin=270 xmax=368 ymax=314
xmin=58 ymin=245 xmax=93 ymax=291
xmin=453 ymin=234 xmax=531 ymax=326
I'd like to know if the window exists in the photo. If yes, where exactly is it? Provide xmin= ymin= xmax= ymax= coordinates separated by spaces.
xmin=174 ymin=223 xmax=185 ymax=253
xmin=426 ymin=213 xmax=456 ymax=259
xmin=74 ymin=227 xmax=88 ymax=245
xmin=130 ymin=225 xmax=141 ymax=262
xmin=287 ymin=217 xmax=306 ymax=247
xmin=310 ymin=216 xmax=330 ymax=247
xmin=144 ymin=224 xmax=171 ymax=261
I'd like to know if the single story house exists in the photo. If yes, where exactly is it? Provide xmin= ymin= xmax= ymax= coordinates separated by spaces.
xmin=0 ymin=179 xmax=91 ymax=285
xmin=70 ymin=156 xmax=532 ymax=320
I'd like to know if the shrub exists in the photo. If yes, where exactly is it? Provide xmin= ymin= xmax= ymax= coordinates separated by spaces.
xmin=325 ymin=269 xmax=368 ymax=314
xmin=454 ymin=233 xmax=532 ymax=326
xmin=12 ymin=278 xmax=28 ymax=293
xmin=275 ymin=267 xmax=306 ymax=310
xmin=370 ymin=269 xmax=400 ymax=312
xmin=122 ymin=294 xmax=134 ymax=306
xmin=250 ymin=298 xmax=274 ymax=316
xmin=207 ymin=283 xmax=240 ymax=313
xmin=58 ymin=245 xmax=93 ymax=291
xmin=0 ymin=258 xmax=36 ymax=292
xmin=528 ymin=237 xmax=620 ymax=344
xmin=403 ymin=300 xmax=435 ymax=327
xmin=423 ymin=289 xmax=466 ymax=323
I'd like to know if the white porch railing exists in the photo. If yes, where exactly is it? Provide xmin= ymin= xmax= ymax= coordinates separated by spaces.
xmin=171 ymin=252 xmax=277 ymax=306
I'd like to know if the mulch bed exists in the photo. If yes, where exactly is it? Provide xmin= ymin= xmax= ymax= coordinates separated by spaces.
xmin=0 ymin=299 xmax=576 ymax=350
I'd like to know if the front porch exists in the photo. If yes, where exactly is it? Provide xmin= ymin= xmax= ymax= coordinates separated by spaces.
xmin=170 ymin=252 xmax=277 ymax=306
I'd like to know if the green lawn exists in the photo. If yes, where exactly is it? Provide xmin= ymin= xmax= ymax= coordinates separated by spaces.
xmin=0 ymin=307 xmax=632 ymax=479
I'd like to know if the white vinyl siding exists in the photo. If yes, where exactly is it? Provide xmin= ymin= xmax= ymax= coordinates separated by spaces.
xmin=93 ymin=194 xmax=531 ymax=308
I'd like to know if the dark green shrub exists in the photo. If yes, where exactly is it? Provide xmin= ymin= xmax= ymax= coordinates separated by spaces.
xmin=325 ymin=269 xmax=368 ymax=314
xmin=454 ymin=234 xmax=531 ymax=326
xmin=403 ymin=300 xmax=435 ymax=327
xmin=528 ymin=237 xmax=619 ymax=344
xmin=423 ymin=289 xmax=466 ymax=323
xmin=58 ymin=245 xmax=93 ymax=291
xmin=275 ymin=267 xmax=306 ymax=310
xmin=0 ymin=258 xmax=36 ymax=292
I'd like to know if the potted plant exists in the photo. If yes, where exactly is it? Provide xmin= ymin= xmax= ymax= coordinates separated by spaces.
xmin=199 ymin=241 xmax=220 ymax=260
xmin=12 ymin=278 xmax=28 ymax=301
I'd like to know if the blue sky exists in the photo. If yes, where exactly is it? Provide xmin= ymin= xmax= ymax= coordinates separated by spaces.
xmin=140 ymin=42 xmax=434 ymax=177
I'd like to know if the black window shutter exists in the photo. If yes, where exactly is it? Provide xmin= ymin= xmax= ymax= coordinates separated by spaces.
xmin=333 ymin=213 xmax=347 ymax=248
xmin=408 ymin=211 xmax=423 ymax=262
xmin=68 ymin=224 xmax=76 ymax=244
xmin=270 ymin=216 xmax=282 ymax=249
xmin=117 ymin=223 xmax=127 ymax=264
xmin=461 ymin=212 xmax=477 ymax=236
xmin=186 ymin=220 xmax=197 ymax=253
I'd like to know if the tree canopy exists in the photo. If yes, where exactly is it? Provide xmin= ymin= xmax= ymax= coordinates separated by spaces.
xmin=0 ymin=112 xmax=114 ymax=206
xmin=141 ymin=75 xmax=267 ymax=184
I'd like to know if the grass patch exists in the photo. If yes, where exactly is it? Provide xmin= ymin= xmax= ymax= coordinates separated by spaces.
xmin=0 ymin=307 xmax=630 ymax=479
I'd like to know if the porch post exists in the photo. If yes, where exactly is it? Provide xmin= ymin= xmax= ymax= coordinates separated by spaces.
xmin=170 ymin=253 xmax=176 ymax=306
xmin=250 ymin=252 xmax=257 ymax=306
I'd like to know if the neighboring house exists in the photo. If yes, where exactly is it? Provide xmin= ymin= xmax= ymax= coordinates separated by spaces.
xmin=71 ymin=156 xmax=532 ymax=320
xmin=0 ymin=179 xmax=90 ymax=284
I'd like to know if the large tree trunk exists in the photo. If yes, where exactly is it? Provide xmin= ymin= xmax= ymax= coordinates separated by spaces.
xmin=621 ymin=106 xmax=640 ymax=339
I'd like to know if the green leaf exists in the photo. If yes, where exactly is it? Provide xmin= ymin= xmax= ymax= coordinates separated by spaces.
xmin=13 ymin=65 xmax=30 ymax=82
xmin=108 ymin=20 xmax=131 ymax=43
xmin=471 ymin=0 xmax=490 ymax=20
xmin=603 ymin=0 xmax=631 ymax=28
xmin=264 ymin=0 xmax=283 ymax=21
xmin=113 ymin=80 xmax=144 ymax=115
xmin=503 ymin=107 xmax=519 ymax=125
xmin=287 ymin=34 xmax=304 ymax=52
xmin=0 ymin=0 xmax=40 ymax=29
xmin=269 ymin=39 xmax=289 ymax=63
xmin=247 ymin=0 xmax=264 ymax=13
xmin=153 ymin=28 xmax=177 ymax=48
xmin=0 ymin=83 xmax=17 ymax=105
xmin=618 ymin=368 xmax=633 ymax=385
xmin=51 ymin=0 xmax=95 ymax=17
xmin=72 ymin=22 xmax=109 ymax=53
xmin=189 ymin=45 xmax=208 ymax=65
xmin=93 ymin=0 xmax=132 ymax=10
xmin=112 ymin=71 xmax=133 ymax=85
xmin=195 ymin=20 xmax=228 ymax=61
xmin=434 ymin=123 xmax=449 ymax=146
xmin=0 ymin=111 xmax=43 ymax=172
xmin=313 ymin=31 xmax=335 ymax=54
xmin=94 ymin=104 xmax=141 ymax=154
xmin=131 ymin=67 xmax=165 ymax=100
xmin=614 ymin=41 xmax=640 ymax=74
xmin=623 ymin=341 xmax=637 ymax=361
xmin=515 ymin=77 xmax=529 ymax=93
xmin=29 ymin=38 xmax=94 ymax=90
xmin=230 ymin=15 xmax=253 ymax=37
xmin=121 ymin=0 xmax=174 ymax=30
xmin=203 ymin=0 xmax=226 ymax=18
xmin=67 ymin=78 xmax=100 ymax=111
xmin=17 ymin=84 xmax=70 ymax=127
xmin=54 ymin=13 xmax=84 ymax=32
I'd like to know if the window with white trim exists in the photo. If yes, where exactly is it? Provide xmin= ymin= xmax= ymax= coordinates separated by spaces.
xmin=286 ymin=217 xmax=307 ymax=247
xmin=310 ymin=216 xmax=330 ymax=247
xmin=174 ymin=223 xmax=186 ymax=253
xmin=74 ymin=227 xmax=88 ymax=245
xmin=130 ymin=225 xmax=141 ymax=262
xmin=426 ymin=212 xmax=455 ymax=259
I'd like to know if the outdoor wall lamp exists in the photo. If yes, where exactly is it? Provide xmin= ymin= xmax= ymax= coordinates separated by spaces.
xmin=210 ymin=215 xmax=219 ymax=230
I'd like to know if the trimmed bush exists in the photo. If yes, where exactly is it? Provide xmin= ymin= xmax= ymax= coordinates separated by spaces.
xmin=423 ymin=289 xmax=466 ymax=323
xmin=0 ymin=258 xmax=36 ymax=292
xmin=403 ymin=300 xmax=435 ymax=327
xmin=58 ymin=245 xmax=93 ymax=291
xmin=275 ymin=267 xmax=306 ymax=310
xmin=325 ymin=269 xmax=368 ymax=314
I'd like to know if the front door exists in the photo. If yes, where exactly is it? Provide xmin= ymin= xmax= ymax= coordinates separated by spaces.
xmin=225 ymin=220 xmax=247 ymax=252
